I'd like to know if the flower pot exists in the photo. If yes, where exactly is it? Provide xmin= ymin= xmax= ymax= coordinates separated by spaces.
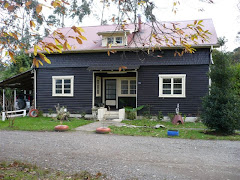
xmin=54 ymin=125 xmax=69 ymax=131
xmin=167 ymin=130 xmax=179 ymax=136
xmin=96 ymin=127 xmax=111 ymax=134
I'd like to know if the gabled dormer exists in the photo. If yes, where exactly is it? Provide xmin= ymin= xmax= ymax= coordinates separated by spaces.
xmin=97 ymin=30 xmax=131 ymax=47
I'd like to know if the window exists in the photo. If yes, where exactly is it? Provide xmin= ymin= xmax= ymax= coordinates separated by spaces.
xmin=96 ymin=76 xmax=101 ymax=97
xmin=159 ymin=74 xmax=186 ymax=98
xmin=120 ymin=79 xmax=136 ymax=96
xmin=107 ymin=36 xmax=123 ymax=45
xmin=107 ymin=37 xmax=114 ymax=44
xmin=52 ymin=76 xmax=74 ymax=96
xmin=115 ymin=37 xmax=123 ymax=44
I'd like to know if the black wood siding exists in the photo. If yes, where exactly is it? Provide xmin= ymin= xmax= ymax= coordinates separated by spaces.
xmin=39 ymin=48 xmax=211 ymax=68
xmin=37 ymin=67 xmax=92 ymax=113
xmin=137 ymin=65 xmax=209 ymax=116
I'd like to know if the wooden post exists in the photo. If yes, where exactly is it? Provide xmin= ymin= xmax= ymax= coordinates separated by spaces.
xmin=2 ymin=89 xmax=5 ymax=111
xmin=34 ymin=69 xmax=37 ymax=109
xmin=14 ymin=89 xmax=17 ymax=110
xmin=2 ymin=89 xmax=5 ymax=121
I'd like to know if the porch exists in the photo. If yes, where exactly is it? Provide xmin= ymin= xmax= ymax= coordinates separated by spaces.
xmin=90 ymin=66 xmax=139 ymax=120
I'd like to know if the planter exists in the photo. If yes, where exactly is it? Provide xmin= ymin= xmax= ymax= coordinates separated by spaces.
xmin=29 ymin=109 xmax=39 ymax=117
xmin=96 ymin=127 xmax=111 ymax=134
xmin=54 ymin=125 xmax=69 ymax=131
xmin=167 ymin=130 xmax=179 ymax=136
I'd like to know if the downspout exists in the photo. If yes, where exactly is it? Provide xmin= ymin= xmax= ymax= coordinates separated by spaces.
xmin=34 ymin=68 xmax=37 ymax=109
xmin=209 ymin=45 xmax=213 ymax=88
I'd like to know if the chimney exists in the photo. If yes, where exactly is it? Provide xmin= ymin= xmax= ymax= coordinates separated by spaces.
xmin=138 ymin=14 xmax=141 ymax=32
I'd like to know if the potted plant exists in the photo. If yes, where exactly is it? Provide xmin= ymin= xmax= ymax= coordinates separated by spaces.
xmin=54 ymin=104 xmax=70 ymax=132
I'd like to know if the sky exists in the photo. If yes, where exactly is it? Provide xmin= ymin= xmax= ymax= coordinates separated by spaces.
xmin=71 ymin=0 xmax=240 ymax=51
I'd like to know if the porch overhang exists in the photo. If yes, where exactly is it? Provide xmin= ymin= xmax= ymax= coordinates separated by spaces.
xmin=87 ymin=65 xmax=140 ymax=71
xmin=0 ymin=70 xmax=33 ymax=90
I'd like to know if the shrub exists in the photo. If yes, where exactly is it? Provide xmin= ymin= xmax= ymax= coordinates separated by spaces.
xmin=125 ymin=105 xmax=144 ymax=120
xmin=55 ymin=104 xmax=70 ymax=123
xmin=167 ymin=113 xmax=175 ymax=122
xmin=157 ymin=111 xmax=163 ymax=121
xmin=201 ymin=50 xmax=240 ymax=134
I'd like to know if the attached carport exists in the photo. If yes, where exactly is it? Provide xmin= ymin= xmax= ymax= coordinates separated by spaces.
xmin=0 ymin=69 xmax=36 ymax=120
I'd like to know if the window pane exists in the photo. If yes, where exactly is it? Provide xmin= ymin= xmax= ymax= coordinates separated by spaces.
xmin=163 ymin=84 xmax=171 ymax=89
xmin=174 ymin=90 xmax=182 ymax=94
xmin=64 ymin=79 xmax=71 ymax=84
xmin=56 ymin=85 xmax=62 ymax=88
xmin=116 ymin=37 xmax=123 ymax=44
xmin=64 ymin=90 xmax=71 ymax=94
xmin=121 ymin=80 xmax=128 ymax=85
xmin=173 ymin=84 xmax=182 ymax=89
xmin=64 ymin=85 xmax=70 ymax=88
xmin=174 ymin=78 xmax=182 ymax=83
xmin=163 ymin=79 xmax=171 ymax=83
xmin=56 ymin=90 xmax=62 ymax=94
xmin=163 ymin=90 xmax=171 ymax=94
xmin=130 ymin=90 xmax=136 ymax=94
xmin=121 ymin=90 xmax=128 ymax=94
xmin=107 ymin=37 xmax=114 ymax=44
xmin=56 ymin=79 xmax=62 ymax=84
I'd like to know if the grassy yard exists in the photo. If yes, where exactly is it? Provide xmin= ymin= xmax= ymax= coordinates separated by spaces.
xmin=0 ymin=116 xmax=93 ymax=131
xmin=109 ymin=119 xmax=240 ymax=141
xmin=0 ymin=161 xmax=107 ymax=180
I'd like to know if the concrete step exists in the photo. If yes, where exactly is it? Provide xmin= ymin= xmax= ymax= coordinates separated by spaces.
xmin=105 ymin=111 xmax=119 ymax=120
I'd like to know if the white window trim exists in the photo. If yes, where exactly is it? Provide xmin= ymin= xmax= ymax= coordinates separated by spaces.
xmin=96 ymin=76 xmax=101 ymax=97
xmin=52 ymin=76 xmax=74 ymax=97
xmin=119 ymin=78 xmax=136 ymax=97
xmin=159 ymin=74 xmax=186 ymax=98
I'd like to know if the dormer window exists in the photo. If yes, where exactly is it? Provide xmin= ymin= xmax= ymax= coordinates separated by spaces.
xmin=98 ymin=30 xmax=131 ymax=47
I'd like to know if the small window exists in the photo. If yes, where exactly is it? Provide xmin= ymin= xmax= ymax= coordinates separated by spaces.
xmin=115 ymin=37 xmax=123 ymax=44
xmin=96 ymin=76 xmax=101 ymax=97
xmin=107 ymin=37 xmax=114 ymax=44
xmin=52 ymin=76 xmax=74 ymax=96
xmin=159 ymin=74 xmax=186 ymax=98
xmin=120 ymin=79 xmax=136 ymax=96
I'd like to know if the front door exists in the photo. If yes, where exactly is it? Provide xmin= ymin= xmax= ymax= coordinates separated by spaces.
xmin=105 ymin=79 xmax=116 ymax=108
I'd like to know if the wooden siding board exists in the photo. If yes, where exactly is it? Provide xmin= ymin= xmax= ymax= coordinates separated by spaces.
xmin=38 ymin=49 xmax=210 ymax=68
xmin=137 ymin=65 xmax=209 ymax=116
xmin=36 ymin=67 xmax=93 ymax=113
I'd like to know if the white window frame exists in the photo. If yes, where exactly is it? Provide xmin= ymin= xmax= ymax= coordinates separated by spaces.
xmin=159 ymin=74 xmax=186 ymax=98
xmin=119 ymin=79 xmax=136 ymax=97
xmin=96 ymin=76 xmax=101 ymax=97
xmin=52 ymin=76 xmax=74 ymax=97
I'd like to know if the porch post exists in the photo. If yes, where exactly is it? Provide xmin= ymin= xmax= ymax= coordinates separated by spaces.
xmin=2 ymin=89 xmax=5 ymax=121
xmin=34 ymin=69 xmax=37 ymax=109
xmin=136 ymin=71 xmax=138 ymax=108
xmin=92 ymin=72 xmax=95 ymax=108
xmin=2 ymin=89 xmax=5 ymax=111
xmin=14 ymin=89 xmax=17 ymax=110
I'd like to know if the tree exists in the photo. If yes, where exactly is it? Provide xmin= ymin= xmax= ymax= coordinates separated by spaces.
xmin=0 ymin=51 xmax=32 ymax=81
xmin=0 ymin=0 xmax=213 ymax=67
xmin=201 ymin=50 xmax=240 ymax=135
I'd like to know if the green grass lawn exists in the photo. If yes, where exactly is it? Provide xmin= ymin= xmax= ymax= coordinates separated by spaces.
xmin=109 ymin=119 xmax=240 ymax=141
xmin=0 ymin=116 xmax=93 ymax=131
xmin=0 ymin=161 xmax=107 ymax=180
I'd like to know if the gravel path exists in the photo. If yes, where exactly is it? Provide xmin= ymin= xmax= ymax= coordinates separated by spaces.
xmin=0 ymin=130 xmax=239 ymax=180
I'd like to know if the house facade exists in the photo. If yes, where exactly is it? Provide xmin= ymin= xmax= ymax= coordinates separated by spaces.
xmin=35 ymin=19 xmax=218 ymax=117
